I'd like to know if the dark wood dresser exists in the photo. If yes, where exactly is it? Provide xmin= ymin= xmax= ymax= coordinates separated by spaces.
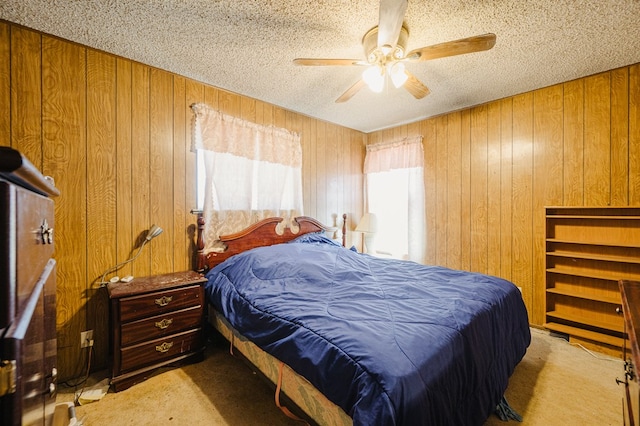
xmin=107 ymin=270 xmax=207 ymax=391
xmin=620 ymin=280 xmax=640 ymax=426
xmin=0 ymin=148 xmax=59 ymax=425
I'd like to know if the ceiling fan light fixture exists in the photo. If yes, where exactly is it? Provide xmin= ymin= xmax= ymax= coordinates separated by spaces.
xmin=294 ymin=3 xmax=495 ymax=103
xmin=363 ymin=66 xmax=385 ymax=93
xmin=389 ymin=62 xmax=408 ymax=88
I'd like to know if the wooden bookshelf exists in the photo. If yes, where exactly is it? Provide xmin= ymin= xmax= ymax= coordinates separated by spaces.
xmin=545 ymin=207 xmax=640 ymax=352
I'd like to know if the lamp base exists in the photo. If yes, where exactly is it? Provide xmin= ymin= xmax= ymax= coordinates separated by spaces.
xmin=363 ymin=233 xmax=376 ymax=254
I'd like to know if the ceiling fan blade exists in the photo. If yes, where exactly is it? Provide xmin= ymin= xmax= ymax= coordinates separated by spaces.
xmin=406 ymin=33 xmax=497 ymax=61
xmin=336 ymin=79 xmax=366 ymax=103
xmin=403 ymin=70 xmax=430 ymax=99
xmin=293 ymin=58 xmax=367 ymax=66
xmin=377 ymin=0 xmax=408 ymax=49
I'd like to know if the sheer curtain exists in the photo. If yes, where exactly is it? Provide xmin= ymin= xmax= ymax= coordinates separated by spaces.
xmin=191 ymin=103 xmax=303 ymax=254
xmin=364 ymin=136 xmax=425 ymax=262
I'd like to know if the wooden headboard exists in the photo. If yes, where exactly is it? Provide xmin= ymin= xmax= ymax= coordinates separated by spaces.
xmin=195 ymin=213 xmax=347 ymax=272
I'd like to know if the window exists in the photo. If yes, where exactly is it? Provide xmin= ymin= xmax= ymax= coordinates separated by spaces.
xmin=364 ymin=137 xmax=425 ymax=262
xmin=191 ymin=103 xmax=303 ymax=253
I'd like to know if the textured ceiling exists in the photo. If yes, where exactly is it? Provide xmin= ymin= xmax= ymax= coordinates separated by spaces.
xmin=2 ymin=0 xmax=640 ymax=133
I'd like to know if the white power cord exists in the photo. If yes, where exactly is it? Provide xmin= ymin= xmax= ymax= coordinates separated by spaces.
xmin=572 ymin=343 xmax=623 ymax=363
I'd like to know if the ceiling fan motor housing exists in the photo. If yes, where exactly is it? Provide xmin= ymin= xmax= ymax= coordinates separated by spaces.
xmin=363 ymin=24 xmax=409 ymax=64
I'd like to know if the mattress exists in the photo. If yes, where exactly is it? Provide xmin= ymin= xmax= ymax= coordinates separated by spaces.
xmin=204 ymin=233 xmax=531 ymax=425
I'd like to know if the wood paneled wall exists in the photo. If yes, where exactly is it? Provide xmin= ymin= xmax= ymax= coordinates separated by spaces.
xmin=3 ymin=17 xmax=638 ymax=378
xmin=0 ymin=21 xmax=364 ymax=380
xmin=370 ymin=64 xmax=640 ymax=327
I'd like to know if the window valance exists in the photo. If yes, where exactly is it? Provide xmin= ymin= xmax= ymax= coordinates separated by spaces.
xmin=191 ymin=103 xmax=301 ymax=168
xmin=364 ymin=136 xmax=424 ymax=174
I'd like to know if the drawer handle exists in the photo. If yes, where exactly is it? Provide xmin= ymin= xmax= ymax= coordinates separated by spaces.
xmin=155 ymin=296 xmax=173 ymax=307
xmin=155 ymin=342 xmax=173 ymax=353
xmin=155 ymin=318 xmax=173 ymax=330
xmin=40 ymin=219 xmax=54 ymax=244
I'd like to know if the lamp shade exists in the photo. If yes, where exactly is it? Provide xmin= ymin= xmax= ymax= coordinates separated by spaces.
xmin=389 ymin=62 xmax=408 ymax=88
xmin=362 ymin=66 xmax=384 ymax=93
xmin=146 ymin=224 xmax=163 ymax=241
xmin=355 ymin=213 xmax=377 ymax=233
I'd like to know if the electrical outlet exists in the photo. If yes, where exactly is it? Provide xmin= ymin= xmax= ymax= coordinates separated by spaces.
xmin=80 ymin=330 xmax=94 ymax=348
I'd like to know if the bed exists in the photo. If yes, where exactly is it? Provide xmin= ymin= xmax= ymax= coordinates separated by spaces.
xmin=195 ymin=215 xmax=531 ymax=425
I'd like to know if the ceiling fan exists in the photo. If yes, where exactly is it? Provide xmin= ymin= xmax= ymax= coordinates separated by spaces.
xmin=293 ymin=0 xmax=496 ymax=103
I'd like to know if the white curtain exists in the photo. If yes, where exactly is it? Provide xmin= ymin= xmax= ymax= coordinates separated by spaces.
xmin=191 ymin=103 xmax=303 ymax=253
xmin=364 ymin=137 xmax=425 ymax=262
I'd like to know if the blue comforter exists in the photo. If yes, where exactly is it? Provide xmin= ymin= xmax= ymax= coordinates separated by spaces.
xmin=205 ymin=233 xmax=530 ymax=425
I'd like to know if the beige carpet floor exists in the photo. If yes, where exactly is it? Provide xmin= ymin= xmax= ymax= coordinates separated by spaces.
xmin=56 ymin=327 xmax=623 ymax=425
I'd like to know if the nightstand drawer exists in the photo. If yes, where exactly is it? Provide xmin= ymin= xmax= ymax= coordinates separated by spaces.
xmin=119 ymin=328 xmax=203 ymax=372
xmin=119 ymin=284 xmax=202 ymax=322
xmin=121 ymin=305 xmax=203 ymax=346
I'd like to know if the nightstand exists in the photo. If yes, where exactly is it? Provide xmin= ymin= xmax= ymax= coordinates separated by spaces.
xmin=107 ymin=270 xmax=208 ymax=391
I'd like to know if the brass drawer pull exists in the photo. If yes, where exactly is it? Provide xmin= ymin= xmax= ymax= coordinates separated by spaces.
xmin=155 ymin=296 xmax=173 ymax=307
xmin=0 ymin=360 xmax=16 ymax=396
xmin=40 ymin=219 xmax=53 ymax=244
xmin=155 ymin=318 xmax=173 ymax=330
xmin=155 ymin=342 xmax=173 ymax=353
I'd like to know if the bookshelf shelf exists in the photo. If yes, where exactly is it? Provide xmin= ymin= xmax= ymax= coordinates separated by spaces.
xmin=545 ymin=206 xmax=640 ymax=351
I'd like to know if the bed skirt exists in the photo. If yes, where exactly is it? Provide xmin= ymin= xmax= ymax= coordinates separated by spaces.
xmin=208 ymin=308 xmax=352 ymax=426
